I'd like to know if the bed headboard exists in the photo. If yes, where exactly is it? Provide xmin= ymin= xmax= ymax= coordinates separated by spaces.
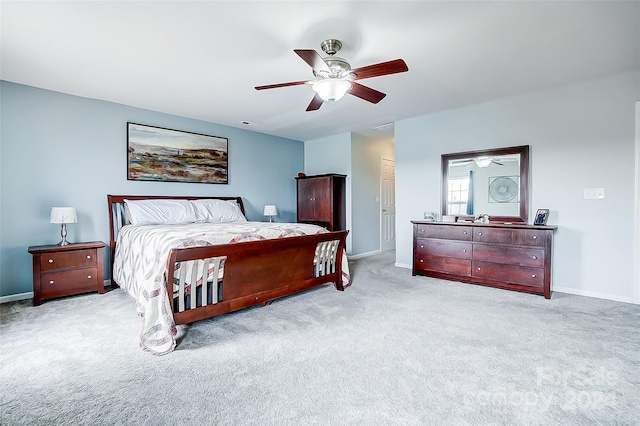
xmin=107 ymin=194 xmax=246 ymax=274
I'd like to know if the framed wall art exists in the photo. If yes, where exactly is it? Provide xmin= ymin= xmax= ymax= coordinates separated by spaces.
xmin=127 ymin=122 xmax=228 ymax=184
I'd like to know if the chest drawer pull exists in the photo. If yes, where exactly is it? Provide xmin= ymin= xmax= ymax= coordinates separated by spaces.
xmin=87 ymin=275 xmax=92 ymax=279
xmin=462 ymin=231 xmax=468 ymax=235
xmin=478 ymin=232 xmax=483 ymax=236
xmin=531 ymin=274 xmax=537 ymax=278
xmin=48 ymin=259 xmax=54 ymax=263
xmin=532 ymin=255 xmax=537 ymax=259
xmin=477 ymin=267 xmax=481 ymax=271
xmin=420 ymin=259 xmax=424 ymax=263
xmin=420 ymin=245 xmax=424 ymax=249
xmin=533 ymin=235 xmax=537 ymax=239
xmin=49 ymin=280 xmax=55 ymax=285
xmin=86 ymin=255 xmax=91 ymax=259
xmin=462 ymin=249 xmax=467 ymax=253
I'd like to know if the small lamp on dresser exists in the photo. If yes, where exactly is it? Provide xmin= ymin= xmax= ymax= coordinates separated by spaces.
xmin=50 ymin=207 xmax=77 ymax=246
xmin=263 ymin=205 xmax=277 ymax=222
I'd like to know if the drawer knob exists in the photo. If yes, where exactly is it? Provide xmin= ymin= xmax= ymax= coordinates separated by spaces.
xmin=48 ymin=280 xmax=54 ymax=285
xmin=86 ymin=255 xmax=91 ymax=259
xmin=462 ymin=249 xmax=467 ymax=253
xmin=532 ymin=255 xmax=537 ymax=259
xmin=531 ymin=274 xmax=536 ymax=278
xmin=463 ymin=231 xmax=468 ymax=235
xmin=533 ymin=235 xmax=537 ymax=239
xmin=48 ymin=259 xmax=54 ymax=263
xmin=478 ymin=232 xmax=483 ymax=236
xmin=420 ymin=245 xmax=424 ymax=249
xmin=420 ymin=259 xmax=424 ymax=263
xmin=477 ymin=267 xmax=481 ymax=271
xmin=87 ymin=275 xmax=92 ymax=279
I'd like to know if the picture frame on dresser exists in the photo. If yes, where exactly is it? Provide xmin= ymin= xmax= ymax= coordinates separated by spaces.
xmin=534 ymin=209 xmax=549 ymax=226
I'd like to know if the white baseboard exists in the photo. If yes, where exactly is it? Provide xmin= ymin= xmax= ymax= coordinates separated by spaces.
xmin=395 ymin=262 xmax=411 ymax=269
xmin=348 ymin=249 xmax=382 ymax=260
xmin=553 ymin=286 xmax=639 ymax=305
xmin=0 ymin=280 xmax=112 ymax=305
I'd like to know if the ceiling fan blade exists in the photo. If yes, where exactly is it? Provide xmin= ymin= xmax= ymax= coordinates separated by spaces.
xmin=294 ymin=49 xmax=331 ymax=74
xmin=306 ymin=94 xmax=324 ymax=111
xmin=348 ymin=81 xmax=386 ymax=104
xmin=255 ymin=80 xmax=308 ymax=90
xmin=350 ymin=59 xmax=409 ymax=80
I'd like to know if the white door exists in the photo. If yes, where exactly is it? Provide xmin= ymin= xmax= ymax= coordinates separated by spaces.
xmin=381 ymin=158 xmax=396 ymax=251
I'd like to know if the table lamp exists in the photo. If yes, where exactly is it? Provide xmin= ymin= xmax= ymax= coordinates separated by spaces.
xmin=263 ymin=205 xmax=277 ymax=222
xmin=50 ymin=207 xmax=77 ymax=246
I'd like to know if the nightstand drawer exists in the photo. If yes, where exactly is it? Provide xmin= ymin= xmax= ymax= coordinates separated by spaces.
xmin=41 ymin=267 xmax=99 ymax=297
xmin=40 ymin=249 xmax=97 ymax=271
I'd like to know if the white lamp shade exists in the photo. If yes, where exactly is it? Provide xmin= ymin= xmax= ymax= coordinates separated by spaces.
xmin=263 ymin=205 xmax=277 ymax=217
xmin=312 ymin=79 xmax=351 ymax=102
xmin=50 ymin=207 xmax=77 ymax=224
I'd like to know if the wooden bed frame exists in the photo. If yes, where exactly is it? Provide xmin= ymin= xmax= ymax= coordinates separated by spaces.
xmin=107 ymin=195 xmax=348 ymax=326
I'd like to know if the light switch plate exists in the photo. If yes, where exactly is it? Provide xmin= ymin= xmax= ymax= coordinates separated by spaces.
xmin=584 ymin=188 xmax=605 ymax=199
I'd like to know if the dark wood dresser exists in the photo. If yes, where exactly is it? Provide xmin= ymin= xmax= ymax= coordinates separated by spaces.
xmin=28 ymin=241 xmax=106 ymax=305
xmin=296 ymin=173 xmax=346 ymax=231
xmin=411 ymin=221 xmax=556 ymax=298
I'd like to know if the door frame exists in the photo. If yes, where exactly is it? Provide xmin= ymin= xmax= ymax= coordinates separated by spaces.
xmin=380 ymin=156 xmax=396 ymax=252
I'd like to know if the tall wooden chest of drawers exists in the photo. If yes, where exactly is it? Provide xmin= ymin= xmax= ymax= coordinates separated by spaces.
xmin=411 ymin=221 xmax=556 ymax=298
xmin=28 ymin=241 xmax=106 ymax=305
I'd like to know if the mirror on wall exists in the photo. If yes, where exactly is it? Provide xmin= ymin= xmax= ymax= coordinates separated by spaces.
xmin=441 ymin=145 xmax=529 ymax=223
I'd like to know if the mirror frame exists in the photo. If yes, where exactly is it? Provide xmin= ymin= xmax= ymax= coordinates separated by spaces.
xmin=441 ymin=145 xmax=530 ymax=223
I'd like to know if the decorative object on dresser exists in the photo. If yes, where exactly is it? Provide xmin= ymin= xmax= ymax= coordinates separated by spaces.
xmin=411 ymin=221 xmax=556 ymax=298
xmin=263 ymin=204 xmax=277 ymax=222
xmin=28 ymin=241 xmax=106 ymax=306
xmin=49 ymin=207 xmax=77 ymax=246
xmin=296 ymin=173 xmax=346 ymax=231
xmin=534 ymin=209 xmax=550 ymax=226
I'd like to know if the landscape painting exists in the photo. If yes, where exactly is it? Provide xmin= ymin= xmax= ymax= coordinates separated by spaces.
xmin=127 ymin=122 xmax=228 ymax=184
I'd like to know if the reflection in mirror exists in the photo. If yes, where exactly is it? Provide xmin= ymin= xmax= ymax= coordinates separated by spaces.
xmin=441 ymin=145 xmax=529 ymax=223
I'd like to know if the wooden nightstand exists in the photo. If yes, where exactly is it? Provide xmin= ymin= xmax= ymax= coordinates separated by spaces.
xmin=28 ymin=241 xmax=106 ymax=306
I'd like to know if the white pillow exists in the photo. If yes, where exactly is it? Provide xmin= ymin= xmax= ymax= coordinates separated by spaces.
xmin=191 ymin=199 xmax=247 ymax=223
xmin=124 ymin=199 xmax=199 ymax=225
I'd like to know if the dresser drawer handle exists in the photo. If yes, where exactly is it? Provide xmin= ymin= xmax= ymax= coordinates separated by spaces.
xmin=462 ymin=231 xmax=468 ymax=235
xmin=477 ymin=267 xmax=481 ymax=271
xmin=462 ymin=249 xmax=467 ymax=253
xmin=86 ymin=255 xmax=91 ymax=259
xmin=420 ymin=245 xmax=424 ymax=249
xmin=48 ymin=259 xmax=54 ymax=264
xmin=49 ymin=280 xmax=55 ymax=285
xmin=87 ymin=275 xmax=92 ymax=279
xmin=478 ymin=232 xmax=483 ymax=236
xmin=532 ymin=255 xmax=537 ymax=259
xmin=533 ymin=235 xmax=537 ymax=239
xmin=531 ymin=274 xmax=536 ymax=278
xmin=420 ymin=259 xmax=424 ymax=263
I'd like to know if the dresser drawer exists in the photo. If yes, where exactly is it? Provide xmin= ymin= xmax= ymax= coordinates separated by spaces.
xmin=416 ymin=239 xmax=472 ymax=260
xmin=416 ymin=255 xmax=471 ymax=276
xmin=41 ymin=267 xmax=99 ymax=297
xmin=415 ymin=224 xmax=472 ymax=241
xmin=40 ymin=249 xmax=98 ymax=271
xmin=472 ymin=228 xmax=547 ymax=247
xmin=473 ymin=245 xmax=545 ymax=268
xmin=472 ymin=261 xmax=544 ymax=288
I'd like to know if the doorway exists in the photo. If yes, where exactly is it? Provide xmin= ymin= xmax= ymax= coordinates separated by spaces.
xmin=381 ymin=157 xmax=396 ymax=251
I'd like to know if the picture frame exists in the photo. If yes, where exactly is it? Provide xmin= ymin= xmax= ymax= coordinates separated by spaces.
xmin=533 ymin=208 xmax=549 ymax=226
xmin=127 ymin=122 xmax=228 ymax=184
xmin=423 ymin=211 xmax=439 ymax=222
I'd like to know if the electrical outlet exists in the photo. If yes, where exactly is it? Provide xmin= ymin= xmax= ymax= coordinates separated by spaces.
xmin=583 ymin=188 xmax=605 ymax=200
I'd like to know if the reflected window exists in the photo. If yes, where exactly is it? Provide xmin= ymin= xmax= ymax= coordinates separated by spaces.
xmin=447 ymin=177 xmax=469 ymax=215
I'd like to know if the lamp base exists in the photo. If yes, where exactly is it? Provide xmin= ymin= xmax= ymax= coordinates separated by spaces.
xmin=57 ymin=224 xmax=71 ymax=246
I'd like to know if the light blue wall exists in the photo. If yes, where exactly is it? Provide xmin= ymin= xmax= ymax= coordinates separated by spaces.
xmin=395 ymin=71 xmax=640 ymax=303
xmin=0 ymin=81 xmax=304 ymax=297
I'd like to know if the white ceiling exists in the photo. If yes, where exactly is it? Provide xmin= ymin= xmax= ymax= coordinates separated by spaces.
xmin=2 ymin=1 xmax=639 ymax=141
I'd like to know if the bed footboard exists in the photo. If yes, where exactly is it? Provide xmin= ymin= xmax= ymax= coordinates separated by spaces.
xmin=166 ymin=230 xmax=348 ymax=325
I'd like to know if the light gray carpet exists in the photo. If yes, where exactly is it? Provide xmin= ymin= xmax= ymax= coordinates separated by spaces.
xmin=1 ymin=251 xmax=639 ymax=425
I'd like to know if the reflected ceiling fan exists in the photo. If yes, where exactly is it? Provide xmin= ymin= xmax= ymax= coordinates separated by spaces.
xmin=255 ymin=39 xmax=408 ymax=111
xmin=451 ymin=157 xmax=504 ymax=168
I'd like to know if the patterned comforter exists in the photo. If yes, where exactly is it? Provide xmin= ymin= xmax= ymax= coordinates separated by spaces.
xmin=113 ymin=221 xmax=350 ymax=355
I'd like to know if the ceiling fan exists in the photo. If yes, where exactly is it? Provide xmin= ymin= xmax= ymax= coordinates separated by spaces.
xmin=255 ymin=39 xmax=408 ymax=111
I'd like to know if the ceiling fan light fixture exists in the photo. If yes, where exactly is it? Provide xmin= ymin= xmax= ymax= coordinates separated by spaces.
xmin=312 ymin=79 xmax=352 ymax=102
